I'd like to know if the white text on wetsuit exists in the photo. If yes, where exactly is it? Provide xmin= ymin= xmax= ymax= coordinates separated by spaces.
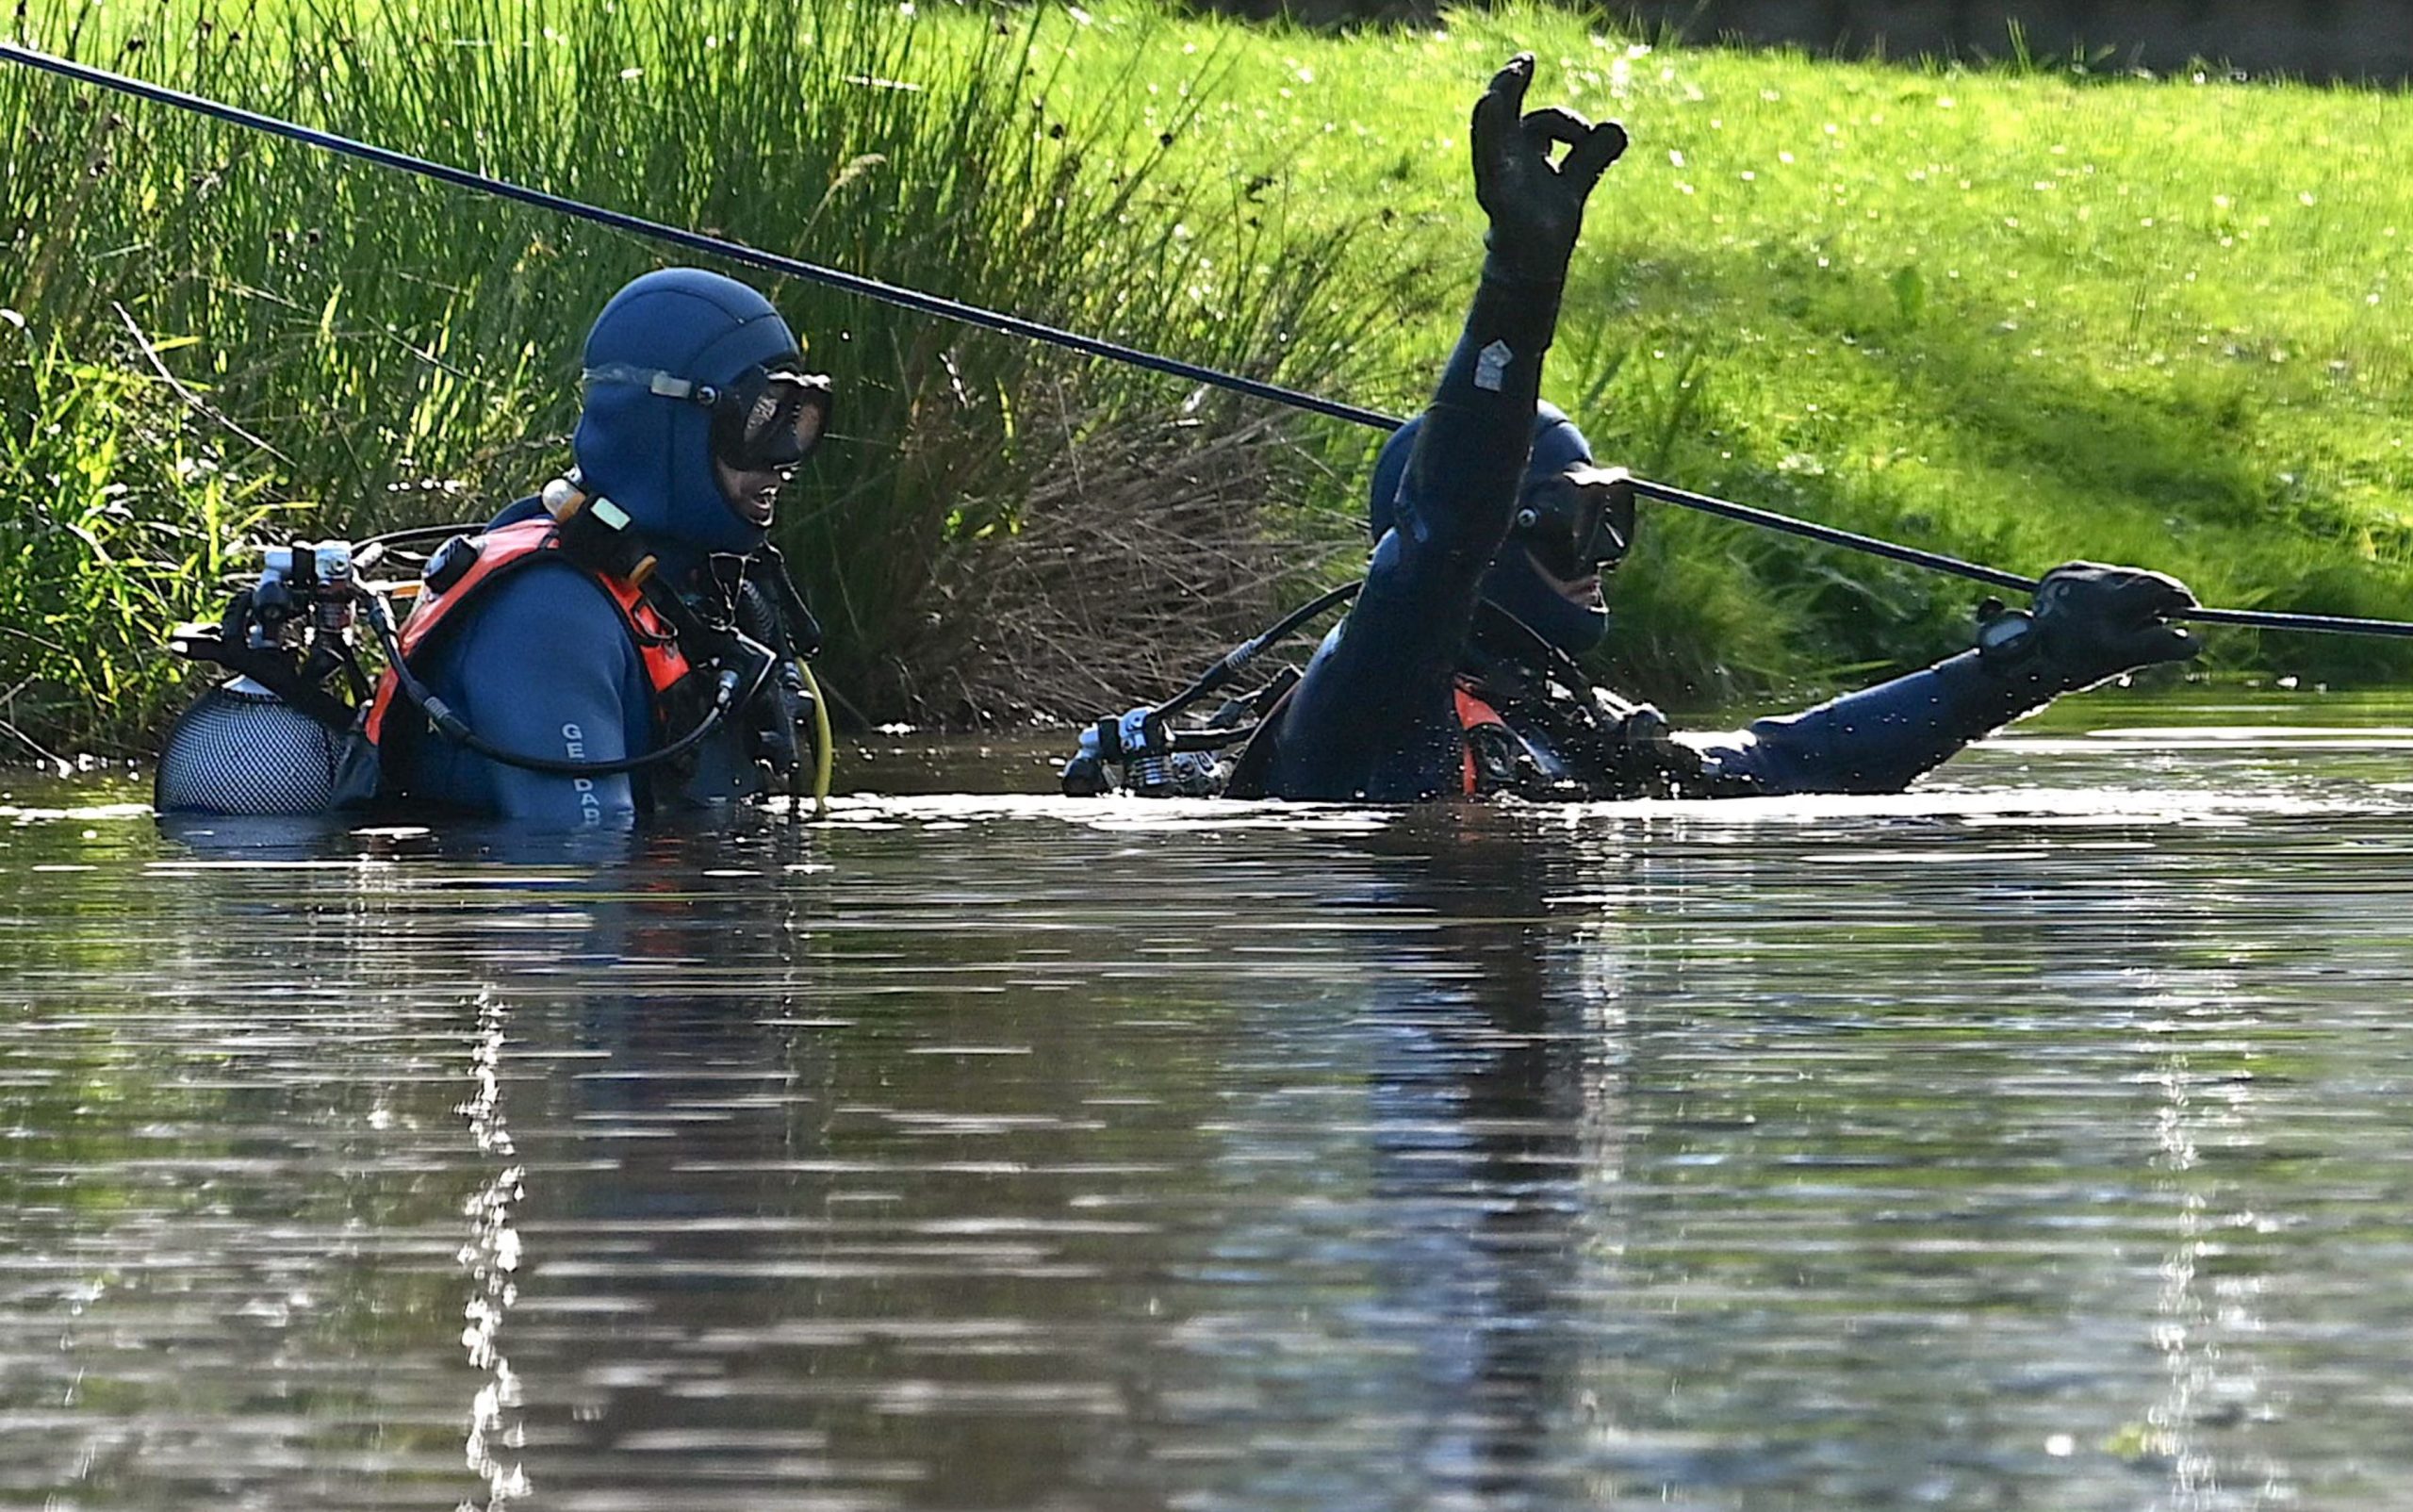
xmin=563 ymin=723 xmax=600 ymax=824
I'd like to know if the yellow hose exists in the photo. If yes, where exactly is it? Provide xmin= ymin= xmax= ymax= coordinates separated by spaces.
xmin=795 ymin=658 xmax=833 ymax=818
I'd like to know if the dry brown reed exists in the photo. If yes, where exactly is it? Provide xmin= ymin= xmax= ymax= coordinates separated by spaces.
xmin=902 ymin=402 xmax=1365 ymax=726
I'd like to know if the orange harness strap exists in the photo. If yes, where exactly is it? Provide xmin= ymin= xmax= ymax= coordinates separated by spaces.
xmin=1453 ymin=684 xmax=1507 ymax=797
xmin=361 ymin=519 xmax=691 ymax=745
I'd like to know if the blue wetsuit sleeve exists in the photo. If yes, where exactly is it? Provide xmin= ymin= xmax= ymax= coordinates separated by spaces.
xmin=1676 ymin=651 xmax=2064 ymax=795
xmin=1271 ymin=271 xmax=1565 ymax=800
xmin=441 ymin=567 xmax=646 ymax=826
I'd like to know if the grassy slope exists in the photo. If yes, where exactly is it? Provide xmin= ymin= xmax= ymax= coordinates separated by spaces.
xmin=1016 ymin=6 xmax=2413 ymax=693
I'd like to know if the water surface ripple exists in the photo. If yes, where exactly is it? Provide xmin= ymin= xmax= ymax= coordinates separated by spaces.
xmin=3 ymin=698 xmax=2410 ymax=1510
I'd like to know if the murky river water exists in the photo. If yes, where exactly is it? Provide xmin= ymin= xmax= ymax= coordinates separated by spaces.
xmin=4 ymin=692 xmax=2411 ymax=1511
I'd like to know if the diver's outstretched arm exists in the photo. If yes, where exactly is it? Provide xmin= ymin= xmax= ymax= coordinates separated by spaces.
xmin=1268 ymin=58 xmax=1625 ymax=800
xmin=1676 ymin=562 xmax=2200 ymax=795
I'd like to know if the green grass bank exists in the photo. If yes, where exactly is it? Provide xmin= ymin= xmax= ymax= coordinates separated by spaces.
xmin=4 ymin=0 xmax=2409 ymax=759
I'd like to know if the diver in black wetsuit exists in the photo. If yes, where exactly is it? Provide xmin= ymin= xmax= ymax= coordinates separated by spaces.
xmin=1224 ymin=57 xmax=2200 ymax=804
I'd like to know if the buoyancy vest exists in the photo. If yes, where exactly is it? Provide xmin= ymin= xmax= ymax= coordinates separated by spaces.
xmin=1221 ymin=660 xmax=1684 ymax=803
xmin=359 ymin=517 xmax=699 ymax=776
xmin=1454 ymin=669 xmax=1698 ymax=800
xmin=1225 ymin=679 xmax=1525 ymax=800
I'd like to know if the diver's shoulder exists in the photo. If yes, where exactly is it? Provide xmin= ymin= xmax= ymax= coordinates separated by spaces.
xmin=452 ymin=553 xmax=632 ymax=642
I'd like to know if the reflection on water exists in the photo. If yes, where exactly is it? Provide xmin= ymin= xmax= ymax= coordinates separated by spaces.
xmin=3 ymin=694 xmax=2412 ymax=1510
xmin=459 ymin=987 xmax=529 ymax=1507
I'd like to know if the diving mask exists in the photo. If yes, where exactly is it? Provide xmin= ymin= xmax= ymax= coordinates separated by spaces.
xmin=583 ymin=358 xmax=834 ymax=472
xmin=1514 ymin=463 xmax=1635 ymax=581
xmin=711 ymin=363 xmax=833 ymax=473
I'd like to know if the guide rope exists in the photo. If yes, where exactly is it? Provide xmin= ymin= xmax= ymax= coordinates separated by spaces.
xmin=8 ymin=39 xmax=2409 ymax=642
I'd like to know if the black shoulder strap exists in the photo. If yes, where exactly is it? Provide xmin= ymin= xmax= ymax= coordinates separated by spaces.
xmin=1217 ymin=684 xmax=1295 ymax=800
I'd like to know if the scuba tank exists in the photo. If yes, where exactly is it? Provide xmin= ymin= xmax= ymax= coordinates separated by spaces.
xmin=1056 ymin=583 xmax=1354 ymax=798
xmin=154 ymin=679 xmax=350 ymax=815
xmin=156 ymin=542 xmax=369 ymax=815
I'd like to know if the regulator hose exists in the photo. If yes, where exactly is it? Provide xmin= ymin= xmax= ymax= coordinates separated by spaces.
xmin=359 ymin=591 xmax=769 ymax=779
xmin=1151 ymin=581 xmax=1363 ymax=725
xmin=796 ymin=658 xmax=834 ymax=818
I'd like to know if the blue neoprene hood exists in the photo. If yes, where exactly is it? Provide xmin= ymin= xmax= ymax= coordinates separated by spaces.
xmin=572 ymin=268 xmax=802 ymax=559
xmin=1369 ymin=402 xmax=1611 ymax=653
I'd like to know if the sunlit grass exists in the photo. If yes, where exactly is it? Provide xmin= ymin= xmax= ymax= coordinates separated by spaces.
xmin=1016 ymin=8 xmax=2413 ymax=694
xmin=3 ymin=0 xmax=2409 ymax=756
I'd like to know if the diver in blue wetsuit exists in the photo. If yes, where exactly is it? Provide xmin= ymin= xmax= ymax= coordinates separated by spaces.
xmin=358 ymin=268 xmax=833 ymax=827
xmin=1239 ymin=57 xmax=2199 ymax=804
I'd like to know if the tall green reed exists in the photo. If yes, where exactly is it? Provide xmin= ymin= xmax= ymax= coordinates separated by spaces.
xmin=1 ymin=0 xmax=1402 ymax=747
xmin=0 ymin=316 xmax=285 ymax=756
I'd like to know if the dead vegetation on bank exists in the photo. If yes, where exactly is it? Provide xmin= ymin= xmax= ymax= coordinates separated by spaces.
xmin=900 ymin=406 xmax=1367 ymax=727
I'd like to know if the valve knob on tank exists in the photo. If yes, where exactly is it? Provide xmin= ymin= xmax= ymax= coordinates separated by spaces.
xmin=541 ymin=473 xmax=585 ymax=518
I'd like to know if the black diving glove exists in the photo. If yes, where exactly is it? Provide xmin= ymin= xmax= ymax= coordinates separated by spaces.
xmin=1471 ymin=54 xmax=1629 ymax=289
xmin=2021 ymin=561 xmax=2200 ymax=691
xmin=748 ymin=657 xmax=811 ymax=785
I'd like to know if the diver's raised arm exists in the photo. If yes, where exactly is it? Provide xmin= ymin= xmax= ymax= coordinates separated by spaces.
xmin=1396 ymin=55 xmax=1628 ymax=574
xmin=1256 ymin=58 xmax=1628 ymax=803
